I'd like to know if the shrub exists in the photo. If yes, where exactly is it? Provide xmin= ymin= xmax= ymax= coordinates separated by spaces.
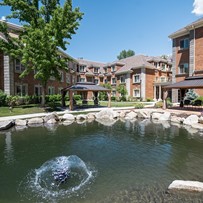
xmin=146 ymin=97 xmax=153 ymax=102
xmin=99 ymin=92 xmax=108 ymax=101
xmin=120 ymin=96 xmax=126 ymax=101
xmin=155 ymin=101 xmax=163 ymax=108
xmin=134 ymin=103 xmax=144 ymax=109
xmin=0 ymin=90 xmax=7 ymax=106
xmin=111 ymin=96 xmax=116 ymax=101
xmin=73 ymin=94 xmax=81 ymax=101
xmin=194 ymin=96 xmax=203 ymax=102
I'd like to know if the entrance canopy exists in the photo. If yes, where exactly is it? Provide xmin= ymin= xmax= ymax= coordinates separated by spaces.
xmin=164 ymin=76 xmax=203 ymax=89
xmin=61 ymin=82 xmax=111 ymax=110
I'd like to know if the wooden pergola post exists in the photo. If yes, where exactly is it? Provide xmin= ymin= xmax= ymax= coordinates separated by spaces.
xmin=107 ymin=91 xmax=111 ymax=108
xmin=69 ymin=90 xmax=74 ymax=110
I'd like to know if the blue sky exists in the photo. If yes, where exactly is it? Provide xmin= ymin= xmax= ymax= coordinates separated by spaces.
xmin=0 ymin=0 xmax=203 ymax=62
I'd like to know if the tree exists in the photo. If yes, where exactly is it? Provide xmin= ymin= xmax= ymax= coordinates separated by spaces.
xmin=116 ymin=84 xmax=127 ymax=101
xmin=99 ymin=83 xmax=112 ymax=101
xmin=0 ymin=0 xmax=83 ymax=106
xmin=117 ymin=49 xmax=135 ymax=60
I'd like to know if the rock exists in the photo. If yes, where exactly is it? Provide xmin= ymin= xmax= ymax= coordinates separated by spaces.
xmin=63 ymin=120 xmax=74 ymax=126
xmin=168 ymin=180 xmax=203 ymax=192
xmin=183 ymin=115 xmax=199 ymax=126
xmin=76 ymin=114 xmax=87 ymax=120
xmin=184 ymin=125 xmax=199 ymax=134
xmin=191 ymin=123 xmax=203 ymax=131
xmin=44 ymin=112 xmax=59 ymax=123
xmin=62 ymin=113 xmax=75 ymax=121
xmin=161 ymin=121 xmax=170 ymax=129
xmin=0 ymin=120 xmax=14 ymax=131
xmin=27 ymin=118 xmax=44 ymax=125
xmin=15 ymin=119 xmax=27 ymax=126
xmin=171 ymin=116 xmax=185 ymax=124
xmin=119 ymin=110 xmax=128 ymax=118
xmin=47 ymin=118 xmax=57 ymax=124
xmin=159 ymin=112 xmax=171 ymax=121
xmin=95 ymin=109 xmax=118 ymax=120
xmin=86 ymin=113 xmax=96 ymax=120
xmin=76 ymin=120 xmax=86 ymax=125
xmin=136 ymin=109 xmax=152 ymax=119
xmin=198 ymin=116 xmax=203 ymax=124
xmin=151 ymin=112 xmax=162 ymax=120
xmin=125 ymin=111 xmax=137 ymax=120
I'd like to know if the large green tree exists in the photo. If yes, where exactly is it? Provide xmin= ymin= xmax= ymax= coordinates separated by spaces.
xmin=117 ymin=49 xmax=135 ymax=60
xmin=0 ymin=0 xmax=83 ymax=105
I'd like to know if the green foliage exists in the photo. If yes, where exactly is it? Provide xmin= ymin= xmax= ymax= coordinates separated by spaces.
xmin=0 ymin=90 xmax=7 ymax=106
xmin=184 ymin=89 xmax=199 ymax=101
xmin=45 ymin=94 xmax=62 ymax=103
xmin=0 ymin=0 xmax=83 ymax=105
xmin=73 ymin=94 xmax=81 ymax=101
xmin=194 ymin=96 xmax=203 ymax=102
xmin=111 ymin=96 xmax=116 ymax=101
xmin=116 ymin=84 xmax=127 ymax=98
xmin=99 ymin=83 xmax=112 ymax=101
xmin=134 ymin=103 xmax=144 ymax=109
xmin=117 ymin=49 xmax=135 ymax=60
xmin=146 ymin=97 xmax=153 ymax=102
xmin=155 ymin=101 xmax=163 ymax=108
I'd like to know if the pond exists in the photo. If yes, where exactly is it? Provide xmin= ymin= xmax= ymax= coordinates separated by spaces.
xmin=0 ymin=119 xmax=203 ymax=203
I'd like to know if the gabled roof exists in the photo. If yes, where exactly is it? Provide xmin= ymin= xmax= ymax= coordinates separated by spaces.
xmin=115 ymin=55 xmax=155 ymax=75
xmin=169 ymin=17 xmax=203 ymax=39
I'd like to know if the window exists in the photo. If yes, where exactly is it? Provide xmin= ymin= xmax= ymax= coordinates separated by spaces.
xmin=48 ymin=86 xmax=55 ymax=95
xmin=94 ymin=67 xmax=99 ymax=73
xmin=112 ymin=90 xmax=116 ymax=96
xmin=94 ymin=79 xmax=99 ymax=84
xmin=104 ymin=79 xmax=107 ymax=84
xmin=58 ymin=87 xmax=63 ymax=94
xmin=34 ymin=85 xmax=42 ymax=96
xmin=161 ymin=64 xmax=166 ymax=71
xmin=66 ymin=74 xmax=70 ymax=83
xmin=79 ymin=65 xmax=85 ymax=72
xmin=80 ymin=77 xmax=85 ymax=82
xmin=134 ymin=89 xmax=140 ymax=97
xmin=60 ymin=71 xmax=64 ymax=82
xmin=133 ymin=74 xmax=140 ymax=83
xmin=120 ymin=76 xmax=125 ymax=83
xmin=180 ymin=38 xmax=189 ymax=49
xmin=112 ymin=78 xmax=116 ymax=84
xmin=179 ymin=63 xmax=189 ymax=74
xmin=111 ymin=66 xmax=115 ymax=72
xmin=104 ymin=67 xmax=107 ymax=73
xmin=160 ymin=77 xmax=166 ymax=83
xmin=15 ymin=84 xmax=27 ymax=96
xmin=15 ymin=59 xmax=25 ymax=72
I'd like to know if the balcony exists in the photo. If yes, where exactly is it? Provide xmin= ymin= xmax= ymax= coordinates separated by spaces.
xmin=154 ymin=77 xmax=172 ymax=84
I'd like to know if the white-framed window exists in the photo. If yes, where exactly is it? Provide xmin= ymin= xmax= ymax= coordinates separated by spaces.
xmin=80 ymin=77 xmax=85 ymax=82
xmin=58 ymin=87 xmax=63 ymax=94
xmin=15 ymin=59 xmax=25 ymax=72
xmin=66 ymin=73 xmax=70 ymax=83
xmin=15 ymin=83 xmax=28 ymax=96
xmin=104 ymin=67 xmax=107 ymax=73
xmin=179 ymin=63 xmax=189 ymax=74
xmin=133 ymin=74 xmax=140 ymax=83
xmin=94 ymin=79 xmax=99 ymax=84
xmin=60 ymin=71 xmax=64 ymax=82
xmin=112 ymin=78 xmax=116 ymax=84
xmin=120 ymin=76 xmax=125 ymax=83
xmin=94 ymin=67 xmax=99 ymax=73
xmin=180 ymin=38 xmax=189 ymax=49
xmin=48 ymin=86 xmax=55 ymax=95
xmin=34 ymin=85 xmax=42 ymax=96
xmin=111 ymin=66 xmax=115 ymax=72
xmin=161 ymin=64 xmax=166 ymax=71
xmin=112 ymin=90 xmax=116 ymax=96
xmin=160 ymin=76 xmax=166 ymax=83
xmin=79 ymin=65 xmax=85 ymax=72
xmin=133 ymin=89 xmax=140 ymax=97
xmin=104 ymin=79 xmax=107 ymax=84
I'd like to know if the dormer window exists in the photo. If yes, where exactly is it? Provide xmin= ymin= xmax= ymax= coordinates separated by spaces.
xmin=94 ymin=67 xmax=99 ymax=73
xmin=79 ymin=65 xmax=85 ymax=72
xmin=120 ymin=76 xmax=125 ymax=83
xmin=179 ymin=63 xmax=189 ymax=74
xmin=15 ymin=59 xmax=25 ymax=72
xmin=111 ymin=66 xmax=115 ymax=72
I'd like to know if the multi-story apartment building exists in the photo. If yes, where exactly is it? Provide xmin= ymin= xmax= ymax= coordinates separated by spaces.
xmin=77 ymin=55 xmax=172 ymax=101
xmin=0 ymin=21 xmax=78 ymax=97
xmin=169 ymin=17 xmax=203 ymax=102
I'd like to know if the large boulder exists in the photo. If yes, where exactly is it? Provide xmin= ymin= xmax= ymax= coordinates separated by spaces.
xmin=62 ymin=113 xmax=75 ymax=121
xmin=168 ymin=180 xmax=203 ymax=192
xmin=76 ymin=114 xmax=87 ymax=121
xmin=171 ymin=116 xmax=185 ymax=124
xmin=159 ymin=112 xmax=171 ymax=121
xmin=95 ymin=109 xmax=118 ymax=120
xmin=0 ymin=120 xmax=14 ymax=131
xmin=27 ymin=117 xmax=44 ymax=125
xmin=119 ymin=110 xmax=128 ymax=118
xmin=183 ymin=115 xmax=199 ymax=126
xmin=86 ymin=113 xmax=96 ymax=120
xmin=15 ymin=119 xmax=27 ymax=126
xmin=125 ymin=111 xmax=137 ymax=120
xmin=151 ymin=112 xmax=162 ymax=120
xmin=44 ymin=112 xmax=59 ymax=123
xmin=136 ymin=109 xmax=152 ymax=119
xmin=47 ymin=118 xmax=57 ymax=124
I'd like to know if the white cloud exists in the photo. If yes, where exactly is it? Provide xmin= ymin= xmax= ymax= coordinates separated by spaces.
xmin=192 ymin=0 xmax=203 ymax=15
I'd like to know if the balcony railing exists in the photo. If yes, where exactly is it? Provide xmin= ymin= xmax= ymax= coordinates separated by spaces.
xmin=154 ymin=77 xmax=172 ymax=83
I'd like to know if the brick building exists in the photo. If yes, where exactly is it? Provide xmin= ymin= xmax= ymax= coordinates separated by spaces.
xmin=77 ymin=55 xmax=172 ymax=101
xmin=0 ymin=21 xmax=78 ymax=97
xmin=169 ymin=17 xmax=203 ymax=102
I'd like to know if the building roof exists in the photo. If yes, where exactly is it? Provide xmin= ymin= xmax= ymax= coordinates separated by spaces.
xmin=115 ymin=55 xmax=156 ymax=75
xmin=164 ymin=76 xmax=203 ymax=89
xmin=169 ymin=17 xmax=203 ymax=39
xmin=62 ymin=82 xmax=111 ymax=92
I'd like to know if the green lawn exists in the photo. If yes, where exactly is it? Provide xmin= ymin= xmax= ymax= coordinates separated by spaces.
xmin=0 ymin=105 xmax=44 ymax=117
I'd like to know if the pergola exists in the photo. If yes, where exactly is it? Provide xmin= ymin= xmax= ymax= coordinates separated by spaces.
xmin=163 ymin=76 xmax=203 ymax=109
xmin=61 ymin=82 xmax=111 ymax=110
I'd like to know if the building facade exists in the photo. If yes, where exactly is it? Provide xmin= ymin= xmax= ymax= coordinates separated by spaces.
xmin=169 ymin=17 xmax=203 ymax=102
xmin=77 ymin=55 xmax=172 ymax=101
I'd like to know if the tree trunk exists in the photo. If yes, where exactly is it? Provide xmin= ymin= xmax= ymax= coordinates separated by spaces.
xmin=41 ymin=85 xmax=46 ymax=107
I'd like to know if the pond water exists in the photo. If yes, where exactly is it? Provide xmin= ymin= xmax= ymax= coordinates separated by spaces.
xmin=0 ymin=119 xmax=203 ymax=203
